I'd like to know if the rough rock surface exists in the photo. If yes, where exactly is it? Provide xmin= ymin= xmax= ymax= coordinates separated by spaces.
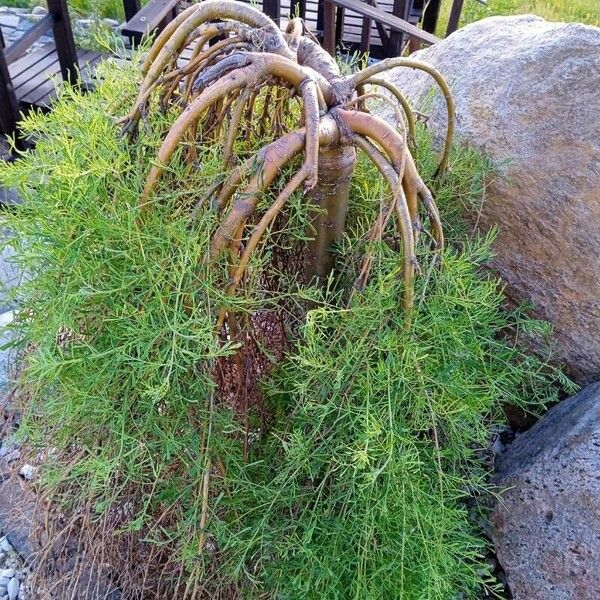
xmin=380 ymin=15 xmax=600 ymax=383
xmin=491 ymin=382 xmax=600 ymax=599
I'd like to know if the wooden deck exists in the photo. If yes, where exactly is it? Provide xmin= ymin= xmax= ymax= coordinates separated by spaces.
xmin=9 ymin=43 xmax=105 ymax=109
xmin=6 ymin=42 xmax=196 ymax=111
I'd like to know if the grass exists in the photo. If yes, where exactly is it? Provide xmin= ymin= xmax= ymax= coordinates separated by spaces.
xmin=0 ymin=56 xmax=573 ymax=598
xmin=436 ymin=0 xmax=600 ymax=33
xmin=2 ymin=0 xmax=138 ymax=20
xmin=3 ymin=0 xmax=598 ymax=26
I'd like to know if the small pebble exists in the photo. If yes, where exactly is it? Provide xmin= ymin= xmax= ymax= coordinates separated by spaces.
xmin=6 ymin=578 xmax=18 ymax=600
xmin=0 ymin=570 xmax=14 ymax=579
xmin=18 ymin=465 xmax=35 ymax=481
xmin=0 ymin=539 xmax=12 ymax=553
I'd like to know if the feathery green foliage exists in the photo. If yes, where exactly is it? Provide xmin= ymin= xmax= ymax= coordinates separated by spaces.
xmin=0 ymin=58 xmax=570 ymax=599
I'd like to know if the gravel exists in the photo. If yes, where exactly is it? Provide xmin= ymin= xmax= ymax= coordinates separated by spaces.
xmin=0 ymin=538 xmax=29 ymax=600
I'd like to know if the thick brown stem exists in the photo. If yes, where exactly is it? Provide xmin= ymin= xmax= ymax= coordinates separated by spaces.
xmin=210 ymin=132 xmax=307 ymax=258
xmin=215 ymin=169 xmax=308 ymax=329
xmin=305 ymin=144 xmax=356 ymax=282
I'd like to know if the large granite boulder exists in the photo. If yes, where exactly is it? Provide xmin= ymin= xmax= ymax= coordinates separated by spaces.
xmin=492 ymin=382 xmax=600 ymax=599
xmin=380 ymin=16 xmax=600 ymax=383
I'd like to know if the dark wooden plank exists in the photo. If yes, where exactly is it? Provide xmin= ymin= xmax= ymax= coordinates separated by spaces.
xmin=12 ymin=55 xmax=60 ymax=93
xmin=323 ymin=0 xmax=337 ymax=53
xmin=20 ymin=77 xmax=56 ymax=107
xmin=389 ymin=0 xmax=409 ymax=56
xmin=122 ymin=0 xmax=180 ymax=42
xmin=8 ymin=44 xmax=55 ymax=79
xmin=335 ymin=5 xmax=345 ymax=46
xmin=264 ymin=0 xmax=281 ymax=24
xmin=360 ymin=0 xmax=373 ymax=52
xmin=11 ymin=47 xmax=60 ymax=92
xmin=20 ymin=49 xmax=102 ymax=107
xmin=0 ymin=46 xmax=20 ymax=138
xmin=327 ymin=0 xmax=439 ymax=45
xmin=445 ymin=0 xmax=464 ymax=35
xmin=122 ymin=0 xmax=141 ymax=22
xmin=4 ymin=13 xmax=53 ymax=65
xmin=47 ymin=0 xmax=79 ymax=85
xmin=421 ymin=0 xmax=441 ymax=34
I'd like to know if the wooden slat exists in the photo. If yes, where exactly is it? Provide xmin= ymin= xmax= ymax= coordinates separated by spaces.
xmin=122 ymin=0 xmax=141 ymax=21
xmin=421 ymin=0 xmax=442 ymax=34
xmin=446 ymin=0 xmax=464 ymax=35
xmin=21 ymin=49 xmax=96 ymax=108
xmin=48 ymin=0 xmax=79 ymax=85
xmin=4 ymin=13 xmax=53 ymax=65
xmin=0 ymin=46 xmax=21 ymax=138
xmin=326 ymin=0 xmax=439 ymax=46
xmin=8 ymin=44 xmax=55 ymax=79
xmin=11 ymin=47 xmax=60 ymax=91
xmin=122 ymin=0 xmax=180 ymax=41
xmin=8 ymin=43 xmax=105 ymax=108
xmin=23 ymin=49 xmax=102 ymax=106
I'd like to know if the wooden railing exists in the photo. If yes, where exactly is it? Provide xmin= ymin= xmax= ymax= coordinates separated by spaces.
xmin=323 ymin=0 xmax=440 ymax=56
xmin=0 ymin=0 xmax=78 ymax=139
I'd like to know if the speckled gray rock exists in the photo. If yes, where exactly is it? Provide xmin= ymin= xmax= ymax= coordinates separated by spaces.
xmin=491 ymin=382 xmax=600 ymax=599
xmin=379 ymin=16 xmax=600 ymax=383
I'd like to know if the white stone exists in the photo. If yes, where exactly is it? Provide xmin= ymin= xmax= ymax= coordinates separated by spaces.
xmin=5 ymin=578 xmax=17 ymax=600
xmin=18 ymin=465 xmax=35 ymax=481
xmin=0 ymin=311 xmax=14 ymax=328
xmin=0 ymin=539 xmax=12 ymax=553
xmin=380 ymin=16 xmax=600 ymax=383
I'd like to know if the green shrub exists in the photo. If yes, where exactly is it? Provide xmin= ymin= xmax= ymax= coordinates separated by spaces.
xmin=0 ymin=58 xmax=571 ymax=598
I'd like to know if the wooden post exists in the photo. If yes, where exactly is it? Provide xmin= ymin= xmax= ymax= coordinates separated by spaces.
xmin=389 ymin=0 xmax=410 ymax=56
xmin=317 ymin=0 xmax=325 ymax=37
xmin=0 ymin=47 xmax=20 ymax=140
xmin=445 ymin=0 xmax=464 ymax=36
xmin=323 ymin=0 xmax=336 ymax=55
xmin=335 ymin=6 xmax=345 ymax=47
xmin=299 ymin=0 xmax=307 ymax=19
xmin=360 ymin=1 xmax=373 ymax=54
xmin=421 ymin=0 xmax=441 ymax=34
xmin=122 ymin=0 xmax=141 ymax=22
xmin=264 ymin=0 xmax=281 ymax=25
xmin=47 ymin=0 xmax=79 ymax=86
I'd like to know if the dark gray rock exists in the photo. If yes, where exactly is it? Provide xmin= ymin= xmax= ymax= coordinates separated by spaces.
xmin=491 ymin=382 xmax=600 ymax=599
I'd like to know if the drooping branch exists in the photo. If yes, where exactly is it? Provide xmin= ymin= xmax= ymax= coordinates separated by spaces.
xmin=131 ymin=0 xmax=453 ymax=322
xmin=348 ymin=58 xmax=455 ymax=175
xmin=363 ymin=77 xmax=416 ymax=146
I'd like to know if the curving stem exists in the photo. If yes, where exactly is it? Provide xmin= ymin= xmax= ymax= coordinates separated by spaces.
xmin=347 ymin=58 xmax=454 ymax=175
